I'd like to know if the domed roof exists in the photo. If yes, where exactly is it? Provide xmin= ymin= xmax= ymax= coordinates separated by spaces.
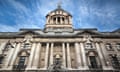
xmin=46 ymin=5 xmax=72 ymax=17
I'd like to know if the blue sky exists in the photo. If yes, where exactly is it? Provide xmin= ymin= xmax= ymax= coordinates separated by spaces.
xmin=0 ymin=0 xmax=120 ymax=32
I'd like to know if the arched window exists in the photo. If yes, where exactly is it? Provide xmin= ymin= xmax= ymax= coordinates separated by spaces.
xmin=88 ymin=51 xmax=98 ymax=69
xmin=58 ymin=17 xmax=60 ymax=23
xmin=62 ymin=17 xmax=64 ymax=21
xmin=53 ymin=17 xmax=56 ymax=24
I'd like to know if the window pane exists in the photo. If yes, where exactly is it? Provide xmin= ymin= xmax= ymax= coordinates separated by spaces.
xmin=106 ymin=43 xmax=113 ymax=50
xmin=116 ymin=43 xmax=120 ymax=50
xmin=85 ymin=43 xmax=92 ymax=49
xmin=18 ymin=56 xmax=26 ymax=65
xmin=89 ymin=56 xmax=97 ymax=68
xmin=23 ymin=44 xmax=29 ymax=48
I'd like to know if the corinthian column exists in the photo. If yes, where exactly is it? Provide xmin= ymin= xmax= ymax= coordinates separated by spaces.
xmin=4 ymin=43 xmax=17 ymax=68
xmin=56 ymin=17 xmax=58 ymax=24
xmin=67 ymin=43 xmax=71 ymax=69
xmin=100 ymin=42 xmax=113 ymax=70
xmin=44 ymin=43 xmax=49 ymax=69
xmin=65 ymin=17 xmax=68 ymax=24
xmin=0 ymin=42 xmax=7 ymax=54
xmin=46 ymin=16 xmax=50 ymax=24
xmin=50 ymin=43 xmax=54 ymax=65
xmin=27 ymin=42 xmax=36 ymax=68
xmin=80 ymin=42 xmax=88 ymax=69
xmin=95 ymin=42 xmax=106 ymax=68
xmin=60 ymin=17 xmax=62 ymax=24
xmin=75 ymin=42 xmax=82 ymax=69
xmin=69 ymin=16 xmax=72 ymax=24
xmin=32 ymin=42 xmax=41 ymax=68
xmin=62 ymin=43 xmax=66 ymax=67
xmin=9 ymin=42 xmax=21 ymax=69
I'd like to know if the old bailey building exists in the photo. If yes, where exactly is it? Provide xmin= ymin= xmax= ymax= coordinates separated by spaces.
xmin=0 ymin=4 xmax=120 ymax=72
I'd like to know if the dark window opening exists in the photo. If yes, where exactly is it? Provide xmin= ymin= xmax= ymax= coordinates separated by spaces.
xmin=89 ymin=56 xmax=98 ymax=68
xmin=18 ymin=56 xmax=26 ymax=66
xmin=111 ymin=55 xmax=120 ymax=69
xmin=0 ymin=56 xmax=4 ymax=64
xmin=62 ymin=17 xmax=64 ymax=21
xmin=58 ymin=17 xmax=60 ymax=23
xmin=53 ymin=17 xmax=56 ymax=23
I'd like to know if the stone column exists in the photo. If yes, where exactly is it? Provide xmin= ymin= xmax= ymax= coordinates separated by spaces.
xmin=67 ymin=43 xmax=71 ymax=69
xmin=60 ymin=17 xmax=62 ymax=24
xmin=44 ymin=43 xmax=49 ymax=69
xmin=0 ymin=42 xmax=7 ymax=54
xmin=65 ymin=17 xmax=68 ymax=24
xmin=46 ymin=16 xmax=50 ymax=24
xmin=50 ymin=17 xmax=53 ymax=24
xmin=62 ymin=43 xmax=66 ymax=67
xmin=27 ymin=42 xmax=36 ymax=68
xmin=75 ymin=42 xmax=82 ymax=69
xmin=4 ymin=43 xmax=17 ymax=68
xmin=56 ymin=17 xmax=58 ymax=24
xmin=50 ymin=43 xmax=54 ymax=65
xmin=95 ymin=42 xmax=106 ymax=68
xmin=80 ymin=42 xmax=88 ymax=69
xmin=9 ymin=42 xmax=21 ymax=69
xmin=100 ymin=42 xmax=113 ymax=70
xmin=69 ymin=16 xmax=72 ymax=24
xmin=32 ymin=43 xmax=41 ymax=68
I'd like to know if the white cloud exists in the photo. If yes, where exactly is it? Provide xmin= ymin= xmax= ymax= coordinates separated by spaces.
xmin=0 ymin=0 xmax=119 ymax=32
xmin=8 ymin=0 xmax=30 ymax=15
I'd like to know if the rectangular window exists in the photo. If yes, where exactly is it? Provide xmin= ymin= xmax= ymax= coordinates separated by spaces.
xmin=0 ymin=56 xmax=3 ymax=64
xmin=85 ymin=43 xmax=93 ymax=49
xmin=116 ymin=43 xmax=120 ymax=50
xmin=23 ymin=44 xmax=30 ymax=49
xmin=18 ymin=56 xmax=26 ymax=66
xmin=111 ymin=55 xmax=120 ymax=69
xmin=106 ymin=43 xmax=113 ymax=51
xmin=89 ymin=56 xmax=98 ymax=68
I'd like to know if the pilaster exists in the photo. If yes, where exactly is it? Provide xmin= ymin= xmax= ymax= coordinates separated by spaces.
xmin=44 ymin=43 xmax=49 ymax=69
xmin=62 ymin=43 xmax=66 ymax=67
xmin=27 ymin=42 xmax=36 ymax=68
xmin=75 ymin=42 xmax=82 ymax=69
xmin=32 ymin=42 xmax=41 ymax=68
xmin=67 ymin=43 xmax=71 ymax=69
xmin=80 ymin=42 xmax=88 ymax=69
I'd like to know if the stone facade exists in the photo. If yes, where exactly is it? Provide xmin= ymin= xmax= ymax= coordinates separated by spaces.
xmin=0 ymin=5 xmax=120 ymax=72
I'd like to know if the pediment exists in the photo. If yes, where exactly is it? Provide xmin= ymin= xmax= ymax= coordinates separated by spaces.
xmin=76 ymin=30 xmax=102 ymax=36
xmin=18 ymin=30 xmax=40 ymax=35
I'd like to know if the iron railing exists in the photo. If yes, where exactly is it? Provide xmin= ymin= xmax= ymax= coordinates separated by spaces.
xmin=13 ymin=65 xmax=27 ymax=71
xmin=88 ymin=65 xmax=102 ymax=70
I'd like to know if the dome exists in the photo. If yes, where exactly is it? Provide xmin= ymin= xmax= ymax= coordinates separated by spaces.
xmin=45 ymin=5 xmax=73 ymax=32
xmin=46 ymin=5 xmax=72 ymax=17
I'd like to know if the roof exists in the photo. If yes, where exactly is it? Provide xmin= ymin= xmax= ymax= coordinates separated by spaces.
xmin=0 ymin=28 xmax=120 ymax=38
